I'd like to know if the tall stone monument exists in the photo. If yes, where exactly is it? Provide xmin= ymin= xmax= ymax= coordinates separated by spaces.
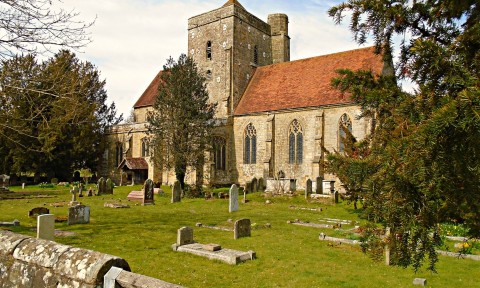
xmin=171 ymin=181 xmax=181 ymax=203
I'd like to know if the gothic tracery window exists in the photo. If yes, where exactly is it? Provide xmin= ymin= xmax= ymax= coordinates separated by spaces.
xmin=214 ymin=137 xmax=226 ymax=171
xmin=288 ymin=119 xmax=303 ymax=165
xmin=141 ymin=138 xmax=150 ymax=157
xmin=115 ymin=142 xmax=123 ymax=167
xmin=244 ymin=123 xmax=257 ymax=164
xmin=339 ymin=113 xmax=353 ymax=152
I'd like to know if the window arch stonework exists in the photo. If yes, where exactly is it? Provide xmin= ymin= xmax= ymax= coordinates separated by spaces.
xmin=288 ymin=119 xmax=303 ymax=165
xmin=339 ymin=113 xmax=353 ymax=152
xmin=244 ymin=123 xmax=257 ymax=164
xmin=214 ymin=137 xmax=226 ymax=171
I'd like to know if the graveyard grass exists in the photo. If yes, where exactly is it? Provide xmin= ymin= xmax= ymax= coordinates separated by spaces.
xmin=1 ymin=185 xmax=479 ymax=288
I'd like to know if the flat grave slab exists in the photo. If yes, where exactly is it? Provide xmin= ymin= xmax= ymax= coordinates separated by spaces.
xmin=172 ymin=243 xmax=255 ymax=265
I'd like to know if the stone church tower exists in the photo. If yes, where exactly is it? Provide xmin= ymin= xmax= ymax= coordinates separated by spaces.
xmin=187 ymin=0 xmax=290 ymax=118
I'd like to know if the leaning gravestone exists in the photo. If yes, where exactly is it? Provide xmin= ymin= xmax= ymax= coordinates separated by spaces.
xmin=143 ymin=179 xmax=154 ymax=205
xmin=171 ymin=181 xmax=181 ymax=203
xmin=305 ymin=179 xmax=312 ymax=199
xmin=229 ymin=184 xmax=239 ymax=213
xmin=97 ymin=177 xmax=106 ymax=195
xmin=37 ymin=214 xmax=55 ymax=240
xmin=258 ymin=177 xmax=265 ymax=192
xmin=68 ymin=205 xmax=90 ymax=225
xmin=105 ymin=178 xmax=114 ymax=194
xmin=234 ymin=218 xmax=251 ymax=239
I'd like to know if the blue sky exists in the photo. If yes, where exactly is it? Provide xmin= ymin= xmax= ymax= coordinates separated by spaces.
xmin=59 ymin=0 xmax=367 ymax=118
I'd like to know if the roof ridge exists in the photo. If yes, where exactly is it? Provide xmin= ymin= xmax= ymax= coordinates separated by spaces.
xmin=222 ymin=0 xmax=245 ymax=9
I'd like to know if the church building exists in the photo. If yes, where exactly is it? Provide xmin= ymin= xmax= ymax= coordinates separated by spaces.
xmin=105 ymin=0 xmax=387 ymax=191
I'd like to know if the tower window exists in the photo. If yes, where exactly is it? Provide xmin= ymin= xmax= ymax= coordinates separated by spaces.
xmin=288 ymin=119 xmax=303 ymax=165
xmin=253 ymin=45 xmax=258 ymax=65
xmin=339 ymin=113 xmax=353 ymax=152
xmin=206 ymin=41 xmax=212 ymax=60
xmin=214 ymin=137 xmax=226 ymax=171
xmin=115 ymin=142 xmax=123 ymax=167
xmin=244 ymin=123 xmax=257 ymax=164
xmin=141 ymin=138 xmax=150 ymax=157
xmin=206 ymin=70 xmax=212 ymax=80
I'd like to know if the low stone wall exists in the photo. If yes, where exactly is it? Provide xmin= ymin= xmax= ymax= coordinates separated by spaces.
xmin=0 ymin=230 xmax=130 ymax=287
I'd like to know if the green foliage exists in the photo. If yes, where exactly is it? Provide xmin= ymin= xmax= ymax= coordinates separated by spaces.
xmin=39 ymin=182 xmax=55 ymax=189
xmin=328 ymin=0 xmax=480 ymax=271
xmin=147 ymin=54 xmax=216 ymax=189
xmin=0 ymin=50 xmax=121 ymax=179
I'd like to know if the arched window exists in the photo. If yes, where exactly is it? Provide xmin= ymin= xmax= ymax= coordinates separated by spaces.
xmin=206 ymin=41 xmax=212 ymax=60
xmin=141 ymin=138 xmax=150 ymax=157
xmin=253 ymin=45 xmax=258 ymax=65
xmin=214 ymin=137 xmax=226 ymax=171
xmin=244 ymin=123 xmax=257 ymax=164
xmin=115 ymin=142 xmax=123 ymax=167
xmin=206 ymin=69 xmax=212 ymax=80
xmin=288 ymin=119 xmax=303 ymax=164
xmin=339 ymin=113 xmax=353 ymax=152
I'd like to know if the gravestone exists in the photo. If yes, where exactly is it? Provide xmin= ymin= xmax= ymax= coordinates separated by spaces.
xmin=97 ymin=177 xmax=106 ymax=195
xmin=252 ymin=178 xmax=258 ymax=192
xmin=28 ymin=207 xmax=50 ymax=218
xmin=244 ymin=181 xmax=252 ymax=193
xmin=171 ymin=181 xmax=181 ymax=203
xmin=106 ymin=178 xmax=114 ymax=194
xmin=306 ymin=179 xmax=312 ymax=198
xmin=70 ymin=186 xmax=79 ymax=206
xmin=87 ymin=188 xmax=93 ymax=197
xmin=37 ymin=214 xmax=55 ymax=240
xmin=289 ymin=179 xmax=296 ymax=192
xmin=67 ymin=205 xmax=90 ymax=225
xmin=143 ymin=179 xmax=154 ymax=205
xmin=258 ymin=177 xmax=265 ymax=192
xmin=413 ymin=278 xmax=427 ymax=286
xmin=177 ymin=226 xmax=194 ymax=246
xmin=229 ymin=184 xmax=239 ymax=213
xmin=316 ymin=176 xmax=323 ymax=194
xmin=234 ymin=218 xmax=251 ymax=239
xmin=334 ymin=191 xmax=339 ymax=204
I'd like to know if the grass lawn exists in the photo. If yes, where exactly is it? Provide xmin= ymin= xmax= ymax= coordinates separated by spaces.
xmin=1 ymin=184 xmax=479 ymax=287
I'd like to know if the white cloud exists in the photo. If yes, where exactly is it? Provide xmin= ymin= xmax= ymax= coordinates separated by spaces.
xmin=58 ymin=0 xmax=366 ymax=118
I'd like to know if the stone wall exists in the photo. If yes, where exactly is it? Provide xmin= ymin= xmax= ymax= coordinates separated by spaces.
xmin=0 ymin=230 xmax=130 ymax=287
xmin=232 ymin=104 xmax=368 ymax=190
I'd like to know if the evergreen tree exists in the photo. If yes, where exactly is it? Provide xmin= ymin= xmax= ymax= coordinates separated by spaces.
xmin=147 ymin=54 xmax=216 ymax=189
xmin=327 ymin=0 xmax=480 ymax=271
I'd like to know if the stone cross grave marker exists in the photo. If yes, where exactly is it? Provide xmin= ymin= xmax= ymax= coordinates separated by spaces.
xmin=143 ymin=179 xmax=154 ymax=205
xmin=106 ymin=178 xmax=113 ymax=194
xmin=177 ymin=226 xmax=194 ymax=246
xmin=171 ymin=181 xmax=181 ymax=203
xmin=234 ymin=218 xmax=251 ymax=239
xmin=70 ymin=186 xmax=79 ymax=205
xmin=97 ymin=177 xmax=106 ymax=195
xmin=229 ymin=184 xmax=239 ymax=213
xmin=68 ymin=205 xmax=90 ymax=225
xmin=37 ymin=214 xmax=55 ymax=241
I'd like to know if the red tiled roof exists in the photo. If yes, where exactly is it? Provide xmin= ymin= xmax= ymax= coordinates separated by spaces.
xmin=234 ymin=46 xmax=385 ymax=115
xmin=118 ymin=158 xmax=148 ymax=170
xmin=223 ymin=0 xmax=245 ymax=9
xmin=133 ymin=71 xmax=163 ymax=109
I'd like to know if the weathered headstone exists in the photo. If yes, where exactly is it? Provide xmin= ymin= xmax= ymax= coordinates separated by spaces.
xmin=28 ymin=207 xmax=50 ymax=218
xmin=143 ymin=179 xmax=154 ymax=205
xmin=87 ymin=187 xmax=93 ymax=197
xmin=229 ymin=184 xmax=239 ymax=213
xmin=67 ymin=205 xmax=90 ymax=225
xmin=306 ymin=179 xmax=312 ymax=194
xmin=334 ymin=191 xmax=339 ymax=204
xmin=234 ymin=218 xmax=251 ymax=239
xmin=106 ymin=178 xmax=114 ymax=194
xmin=97 ymin=177 xmax=106 ymax=195
xmin=258 ymin=177 xmax=265 ymax=192
xmin=289 ymin=179 xmax=296 ymax=192
xmin=177 ymin=226 xmax=194 ymax=246
xmin=171 ymin=181 xmax=181 ymax=203
xmin=37 ymin=214 xmax=55 ymax=240
xmin=316 ymin=176 xmax=323 ymax=194
xmin=252 ymin=178 xmax=258 ymax=192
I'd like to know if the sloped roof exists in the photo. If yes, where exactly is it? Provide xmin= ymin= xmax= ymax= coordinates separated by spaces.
xmin=234 ymin=46 xmax=385 ymax=115
xmin=133 ymin=71 xmax=163 ymax=109
xmin=118 ymin=158 xmax=148 ymax=170
xmin=222 ymin=0 xmax=245 ymax=9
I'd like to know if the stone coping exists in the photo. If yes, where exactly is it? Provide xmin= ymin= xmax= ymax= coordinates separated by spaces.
xmin=172 ymin=243 xmax=255 ymax=265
